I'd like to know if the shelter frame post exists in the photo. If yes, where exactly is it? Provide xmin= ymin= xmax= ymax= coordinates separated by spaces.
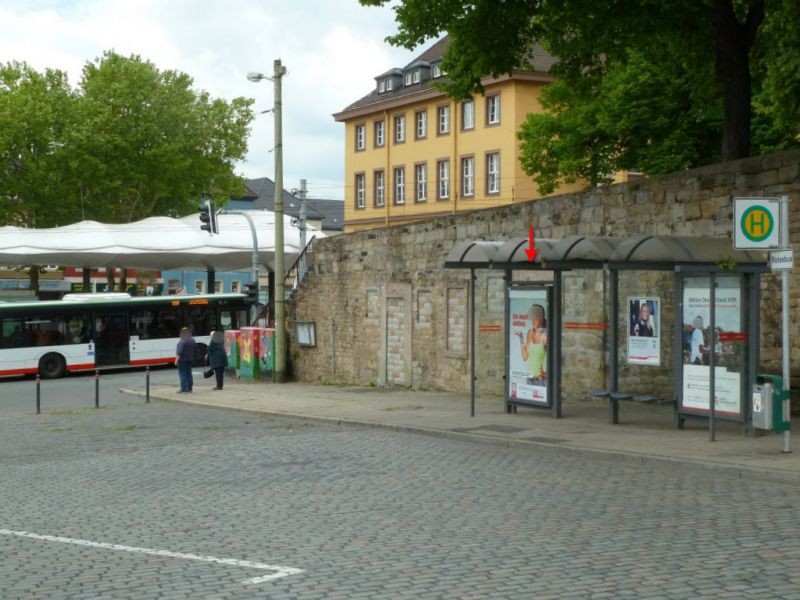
xmin=709 ymin=273 xmax=716 ymax=441
xmin=504 ymin=268 xmax=513 ymax=414
xmin=470 ymin=268 xmax=476 ymax=418
xmin=746 ymin=272 xmax=761 ymax=435
xmin=552 ymin=271 xmax=562 ymax=418
xmin=673 ymin=271 xmax=685 ymax=429
xmin=82 ymin=267 xmax=90 ymax=293
xmin=609 ymin=268 xmax=620 ymax=425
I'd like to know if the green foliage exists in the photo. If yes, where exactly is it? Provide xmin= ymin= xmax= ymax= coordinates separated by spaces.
xmin=0 ymin=63 xmax=80 ymax=227
xmin=361 ymin=0 xmax=800 ymax=194
xmin=0 ymin=52 xmax=254 ymax=228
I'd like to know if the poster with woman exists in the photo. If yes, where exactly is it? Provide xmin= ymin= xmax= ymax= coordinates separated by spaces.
xmin=507 ymin=287 xmax=549 ymax=406
xmin=627 ymin=297 xmax=660 ymax=365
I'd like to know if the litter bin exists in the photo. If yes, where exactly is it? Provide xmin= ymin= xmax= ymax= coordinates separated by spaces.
xmin=752 ymin=374 xmax=790 ymax=433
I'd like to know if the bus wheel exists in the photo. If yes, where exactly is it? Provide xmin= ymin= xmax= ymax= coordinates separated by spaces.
xmin=39 ymin=353 xmax=66 ymax=379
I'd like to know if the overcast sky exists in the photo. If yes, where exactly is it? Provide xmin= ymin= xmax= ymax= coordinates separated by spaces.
xmin=0 ymin=0 xmax=419 ymax=200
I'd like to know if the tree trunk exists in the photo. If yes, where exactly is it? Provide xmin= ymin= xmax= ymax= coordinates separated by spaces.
xmin=106 ymin=268 xmax=116 ymax=292
xmin=28 ymin=266 xmax=40 ymax=297
xmin=710 ymin=0 xmax=764 ymax=161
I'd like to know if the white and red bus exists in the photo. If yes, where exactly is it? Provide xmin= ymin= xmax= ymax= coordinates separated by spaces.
xmin=0 ymin=293 xmax=250 ymax=378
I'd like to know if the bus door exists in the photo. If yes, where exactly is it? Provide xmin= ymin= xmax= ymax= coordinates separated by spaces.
xmin=94 ymin=314 xmax=130 ymax=366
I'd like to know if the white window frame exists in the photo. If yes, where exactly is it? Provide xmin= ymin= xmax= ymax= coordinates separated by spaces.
xmin=214 ymin=280 xmax=223 ymax=293
xmin=355 ymin=124 xmax=366 ymax=151
xmin=405 ymin=72 xmax=412 ymax=85
xmin=462 ymin=100 xmax=475 ymax=130
xmin=487 ymin=95 xmax=500 ymax=125
xmin=375 ymin=120 xmax=385 ymax=147
xmin=378 ymin=80 xmax=386 ymax=93
xmin=393 ymin=167 xmax=405 ymax=205
xmin=487 ymin=153 xmax=500 ymax=194
xmin=231 ymin=280 xmax=241 ymax=293
xmin=412 ymin=70 xmax=420 ymax=83
xmin=355 ymin=173 xmax=366 ymax=209
xmin=394 ymin=115 xmax=405 ymax=143
xmin=375 ymin=170 xmax=385 ymax=207
xmin=432 ymin=64 xmax=442 ymax=78
xmin=438 ymin=159 xmax=450 ymax=200
xmin=461 ymin=157 xmax=474 ymax=197
xmin=195 ymin=280 xmax=205 ymax=294
xmin=438 ymin=105 xmax=450 ymax=135
xmin=415 ymin=163 xmax=427 ymax=202
xmin=386 ymin=79 xmax=393 ymax=91
xmin=416 ymin=111 xmax=427 ymax=139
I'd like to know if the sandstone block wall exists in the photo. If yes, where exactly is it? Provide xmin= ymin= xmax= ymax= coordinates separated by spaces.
xmin=289 ymin=150 xmax=800 ymax=409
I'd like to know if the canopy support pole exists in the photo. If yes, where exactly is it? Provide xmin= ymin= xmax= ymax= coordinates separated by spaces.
xmin=609 ymin=268 xmax=619 ymax=424
xmin=470 ymin=268 xmax=476 ymax=417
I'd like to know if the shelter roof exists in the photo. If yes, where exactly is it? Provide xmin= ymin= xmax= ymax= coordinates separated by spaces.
xmin=445 ymin=235 xmax=767 ymax=271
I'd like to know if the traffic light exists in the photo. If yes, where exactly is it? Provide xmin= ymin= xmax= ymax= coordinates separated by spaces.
xmin=242 ymin=282 xmax=259 ymax=305
xmin=199 ymin=200 xmax=218 ymax=234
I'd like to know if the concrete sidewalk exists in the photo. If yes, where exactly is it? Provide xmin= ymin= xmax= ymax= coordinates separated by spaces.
xmin=121 ymin=376 xmax=800 ymax=484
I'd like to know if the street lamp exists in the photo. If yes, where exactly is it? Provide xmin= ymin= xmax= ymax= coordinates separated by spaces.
xmin=248 ymin=59 xmax=288 ymax=382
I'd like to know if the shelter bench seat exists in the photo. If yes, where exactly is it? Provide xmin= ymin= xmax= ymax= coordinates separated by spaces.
xmin=591 ymin=390 xmax=677 ymax=426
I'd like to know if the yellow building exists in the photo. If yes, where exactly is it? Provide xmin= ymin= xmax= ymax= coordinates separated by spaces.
xmin=333 ymin=36 xmax=584 ymax=233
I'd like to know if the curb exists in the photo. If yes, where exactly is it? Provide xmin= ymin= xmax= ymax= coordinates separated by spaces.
xmin=119 ymin=388 xmax=800 ymax=487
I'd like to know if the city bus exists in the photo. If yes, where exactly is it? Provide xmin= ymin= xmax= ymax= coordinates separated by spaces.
xmin=0 ymin=293 xmax=250 ymax=379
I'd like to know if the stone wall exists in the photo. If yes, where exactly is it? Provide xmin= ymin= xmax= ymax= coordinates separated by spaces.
xmin=289 ymin=150 xmax=800 ymax=409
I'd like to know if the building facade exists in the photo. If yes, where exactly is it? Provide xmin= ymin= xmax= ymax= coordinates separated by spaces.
xmin=334 ymin=37 xmax=585 ymax=233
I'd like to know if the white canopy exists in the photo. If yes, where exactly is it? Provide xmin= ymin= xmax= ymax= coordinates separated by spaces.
xmin=0 ymin=211 xmax=321 ymax=271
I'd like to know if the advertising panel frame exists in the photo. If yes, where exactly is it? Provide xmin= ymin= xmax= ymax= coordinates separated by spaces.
xmin=505 ymin=284 xmax=553 ymax=409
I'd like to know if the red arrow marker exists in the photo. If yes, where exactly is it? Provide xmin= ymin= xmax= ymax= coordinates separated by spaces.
xmin=525 ymin=227 xmax=538 ymax=262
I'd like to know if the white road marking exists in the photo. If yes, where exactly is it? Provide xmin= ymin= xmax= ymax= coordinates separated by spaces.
xmin=0 ymin=528 xmax=303 ymax=585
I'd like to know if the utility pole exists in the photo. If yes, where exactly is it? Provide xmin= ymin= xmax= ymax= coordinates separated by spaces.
xmin=299 ymin=178 xmax=308 ymax=280
xmin=273 ymin=59 xmax=288 ymax=382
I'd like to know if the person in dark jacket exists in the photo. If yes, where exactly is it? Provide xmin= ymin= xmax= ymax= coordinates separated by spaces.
xmin=175 ymin=327 xmax=196 ymax=393
xmin=206 ymin=330 xmax=228 ymax=390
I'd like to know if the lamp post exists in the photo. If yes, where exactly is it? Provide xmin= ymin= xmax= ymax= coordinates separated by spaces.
xmin=247 ymin=59 xmax=288 ymax=382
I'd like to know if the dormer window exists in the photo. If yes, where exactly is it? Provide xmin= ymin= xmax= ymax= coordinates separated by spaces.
xmin=386 ymin=79 xmax=393 ymax=91
xmin=412 ymin=70 xmax=420 ymax=84
xmin=405 ymin=72 xmax=412 ymax=86
xmin=432 ymin=65 xmax=442 ymax=78
xmin=378 ymin=80 xmax=386 ymax=93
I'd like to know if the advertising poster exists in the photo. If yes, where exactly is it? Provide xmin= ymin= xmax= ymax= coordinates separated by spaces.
xmin=508 ymin=287 xmax=549 ymax=406
xmin=627 ymin=297 xmax=660 ymax=366
xmin=681 ymin=276 xmax=742 ymax=416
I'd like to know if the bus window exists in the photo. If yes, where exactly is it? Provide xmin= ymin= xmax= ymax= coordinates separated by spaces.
xmin=237 ymin=310 xmax=249 ymax=329
xmin=186 ymin=307 xmax=212 ymax=336
xmin=65 ymin=315 xmax=91 ymax=344
xmin=0 ymin=317 xmax=26 ymax=348
xmin=25 ymin=316 xmax=64 ymax=346
xmin=219 ymin=310 xmax=233 ymax=330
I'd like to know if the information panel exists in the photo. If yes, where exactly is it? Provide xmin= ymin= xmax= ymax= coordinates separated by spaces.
xmin=681 ymin=276 xmax=743 ymax=417
xmin=507 ymin=287 xmax=550 ymax=407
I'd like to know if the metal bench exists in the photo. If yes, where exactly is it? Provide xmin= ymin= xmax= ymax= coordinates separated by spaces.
xmin=592 ymin=390 xmax=675 ymax=425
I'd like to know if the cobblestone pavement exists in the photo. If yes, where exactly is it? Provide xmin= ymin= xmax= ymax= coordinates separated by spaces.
xmin=1 ymin=386 xmax=800 ymax=599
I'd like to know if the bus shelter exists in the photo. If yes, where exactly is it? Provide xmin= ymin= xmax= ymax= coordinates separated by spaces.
xmin=444 ymin=234 xmax=769 ymax=436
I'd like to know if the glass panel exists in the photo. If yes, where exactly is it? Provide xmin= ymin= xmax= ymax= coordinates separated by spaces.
xmin=681 ymin=275 xmax=744 ymax=417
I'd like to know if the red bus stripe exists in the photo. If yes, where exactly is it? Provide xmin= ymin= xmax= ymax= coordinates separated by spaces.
xmin=130 ymin=358 xmax=174 ymax=366
xmin=0 ymin=368 xmax=39 ymax=376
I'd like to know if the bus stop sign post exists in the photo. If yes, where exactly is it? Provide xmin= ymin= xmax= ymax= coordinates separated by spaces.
xmin=35 ymin=374 xmax=41 ymax=415
xmin=735 ymin=196 xmax=792 ymax=453
xmin=146 ymin=366 xmax=150 ymax=403
xmin=778 ymin=196 xmax=791 ymax=454
xmin=94 ymin=370 xmax=100 ymax=409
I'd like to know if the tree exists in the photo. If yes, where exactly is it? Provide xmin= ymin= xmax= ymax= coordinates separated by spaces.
xmin=361 ymin=0 xmax=800 ymax=193
xmin=0 ymin=62 xmax=81 ymax=228
xmin=72 ymin=51 xmax=254 ymax=223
